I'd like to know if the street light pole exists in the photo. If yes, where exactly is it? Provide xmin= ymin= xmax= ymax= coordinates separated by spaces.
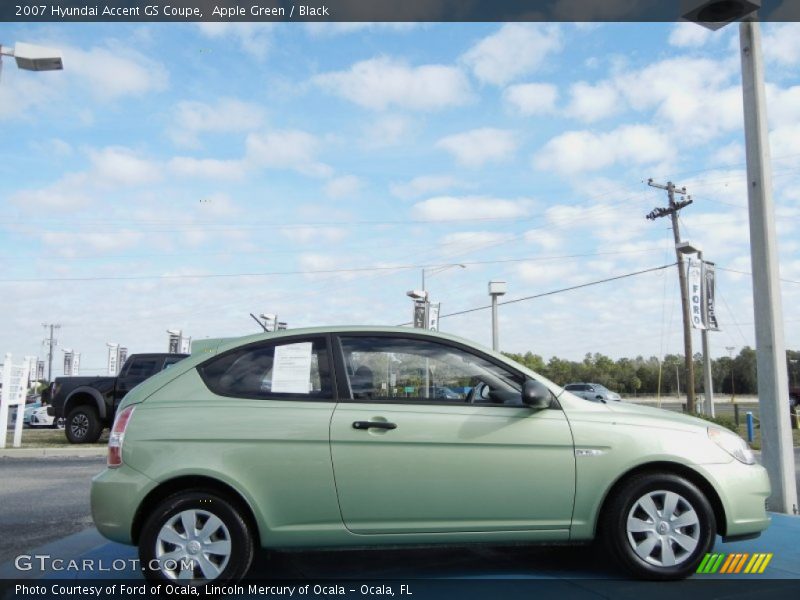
xmin=682 ymin=0 xmax=798 ymax=515
xmin=739 ymin=19 xmax=797 ymax=514
xmin=488 ymin=281 xmax=507 ymax=351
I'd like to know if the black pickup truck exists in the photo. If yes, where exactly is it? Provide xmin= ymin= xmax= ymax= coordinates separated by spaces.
xmin=49 ymin=353 xmax=188 ymax=443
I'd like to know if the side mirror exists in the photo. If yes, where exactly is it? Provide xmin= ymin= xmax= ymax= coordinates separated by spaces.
xmin=522 ymin=379 xmax=551 ymax=409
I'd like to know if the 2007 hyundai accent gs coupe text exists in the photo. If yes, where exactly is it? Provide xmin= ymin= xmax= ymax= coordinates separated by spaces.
xmin=90 ymin=326 xmax=770 ymax=582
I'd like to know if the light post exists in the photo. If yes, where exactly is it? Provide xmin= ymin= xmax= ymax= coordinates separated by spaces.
xmin=676 ymin=242 xmax=715 ymax=417
xmin=726 ymin=346 xmax=736 ymax=402
xmin=488 ymin=281 xmax=507 ymax=352
xmin=0 ymin=41 xmax=63 ymax=72
xmin=683 ymin=0 xmax=798 ymax=513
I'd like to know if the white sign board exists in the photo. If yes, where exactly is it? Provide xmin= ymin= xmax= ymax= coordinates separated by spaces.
xmin=0 ymin=354 xmax=32 ymax=449
xmin=271 ymin=343 xmax=313 ymax=394
xmin=687 ymin=259 xmax=706 ymax=330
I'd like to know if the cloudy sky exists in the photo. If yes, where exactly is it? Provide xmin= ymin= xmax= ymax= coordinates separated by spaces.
xmin=1 ymin=21 xmax=800 ymax=375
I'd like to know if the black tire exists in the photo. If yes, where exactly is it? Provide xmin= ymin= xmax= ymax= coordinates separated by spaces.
xmin=65 ymin=406 xmax=102 ymax=443
xmin=602 ymin=473 xmax=716 ymax=580
xmin=139 ymin=491 xmax=254 ymax=584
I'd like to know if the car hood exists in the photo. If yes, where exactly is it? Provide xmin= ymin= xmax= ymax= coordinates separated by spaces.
xmin=603 ymin=400 xmax=711 ymax=432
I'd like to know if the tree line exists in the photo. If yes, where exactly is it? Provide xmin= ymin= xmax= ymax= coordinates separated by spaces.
xmin=503 ymin=347 xmax=800 ymax=396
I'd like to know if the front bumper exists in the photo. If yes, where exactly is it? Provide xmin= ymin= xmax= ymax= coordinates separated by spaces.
xmin=91 ymin=464 xmax=156 ymax=545
xmin=697 ymin=461 xmax=771 ymax=538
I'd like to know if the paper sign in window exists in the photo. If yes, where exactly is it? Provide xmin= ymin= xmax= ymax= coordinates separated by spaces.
xmin=272 ymin=343 xmax=313 ymax=394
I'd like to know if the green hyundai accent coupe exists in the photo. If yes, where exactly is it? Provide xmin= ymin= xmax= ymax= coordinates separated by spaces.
xmin=91 ymin=326 xmax=770 ymax=582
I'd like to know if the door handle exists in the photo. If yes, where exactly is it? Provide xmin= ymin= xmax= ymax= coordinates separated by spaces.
xmin=352 ymin=421 xmax=397 ymax=431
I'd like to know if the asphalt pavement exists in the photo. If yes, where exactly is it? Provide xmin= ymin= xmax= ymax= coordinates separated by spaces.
xmin=0 ymin=455 xmax=104 ymax=564
xmin=2 ymin=452 xmax=800 ymax=598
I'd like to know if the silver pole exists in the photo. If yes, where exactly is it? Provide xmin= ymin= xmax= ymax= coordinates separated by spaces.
xmin=491 ymin=294 xmax=499 ymax=351
xmin=700 ymin=252 xmax=714 ymax=418
xmin=740 ymin=20 xmax=797 ymax=514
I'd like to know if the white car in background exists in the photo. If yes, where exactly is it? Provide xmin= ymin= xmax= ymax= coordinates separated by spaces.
xmin=564 ymin=382 xmax=622 ymax=402
xmin=29 ymin=406 xmax=64 ymax=429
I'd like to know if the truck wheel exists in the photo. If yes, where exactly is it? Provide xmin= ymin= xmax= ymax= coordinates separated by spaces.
xmin=139 ymin=491 xmax=254 ymax=583
xmin=65 ymin=406 xmax=102 ymax=443
xmin=602 ymin=472 xmax=716 ymax=580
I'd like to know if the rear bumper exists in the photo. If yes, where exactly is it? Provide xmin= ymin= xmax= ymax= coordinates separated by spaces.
xmin=91 ymin=464 xmax=156 ymax=545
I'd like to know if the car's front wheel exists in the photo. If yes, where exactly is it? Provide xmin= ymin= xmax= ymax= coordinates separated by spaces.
xmin=602 ymin=473 xmax=716 ymax=580
xmin=139 ymin=491 xmax=254 ymax=584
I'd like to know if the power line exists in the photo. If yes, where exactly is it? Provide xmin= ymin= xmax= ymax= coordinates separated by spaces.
xmin=396 ymin=263 xmax=676 ymax=325
xmin=0 ymin=250 xmax=662 ymax=283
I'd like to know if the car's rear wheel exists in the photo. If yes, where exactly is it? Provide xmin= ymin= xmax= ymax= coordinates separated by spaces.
xmin=139 ymin=491 xmax=254 ymax=584
xmin=65 ymin=406 xmax=102 ymax=443
xmin=602 ymin=473 xmax=716 ymax=580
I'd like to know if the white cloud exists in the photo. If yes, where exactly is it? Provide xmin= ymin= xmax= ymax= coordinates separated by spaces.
xmin=40 ymin=230 xmax=143 ymax=258
xmin=64 ymin=44 xmax=168 ymax=100
xmin=524 ymin=230 xmax=563 ymax=251
xmin=325 ymin=175 xmax=362 ymax=198
xmin=312 ymin=56 xmax=472 ymax=111
xmin=168 ymin=157 xmax=246 ymax=180
xmin=763 ymin=23 xmax=800 ymax=67
xmin=88 ymin=147 xmax=162 ymax=186
xmin=461 ymin=24 xmax=562 ymax=86
xmin=533 ymin=124 xmax=672 ymax=175
xmin=390 ymin=175 xmax=463 ymax=200
xmin=411 ymin=196 xmax=532 ymax=221
xmin=245 ymin=129 xmax=333 ymax=177
xmin=196 ymin=23 xmax=274 ymax=59
xmin=710 ymin=143 xmax=745 ymax=167
xmin=362 ymin=115 xmax=414 ymax=147
xmin=436 ymin=128 xmax=518 ymax=167
xmin=668 ymin=22 xmax=713 ymax=48
xmin=516 ymin=260 xmax=579 ymax=285
xmin=439 ymin=231 xmax=515 ymax=255
xmin=0 ymin=70 xmax=57 ymax=121
xmin=10 ymin=173 xmax=93 ymax=211
xmin=770 ymin=123 xmax=800 ymax=162
xmin=168 ymin=98 xmax=265 ymax=148
xmin=504 ymin=83 xmax=558 ymax=116
xmin=565 ymin=81 xmax=620 ymax=122
xmin=282 ymin=227 xmax=348 ymax=244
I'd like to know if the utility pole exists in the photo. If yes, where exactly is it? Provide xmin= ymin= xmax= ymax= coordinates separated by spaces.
xmin=41 ymin=323 xmax=61 ymax=383
xmin=646 ymin=180 xmax=696 ymax=413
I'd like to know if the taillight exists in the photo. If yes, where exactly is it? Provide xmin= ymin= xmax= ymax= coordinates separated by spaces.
xmin=108 ymin=405 xmax=136 ymax=468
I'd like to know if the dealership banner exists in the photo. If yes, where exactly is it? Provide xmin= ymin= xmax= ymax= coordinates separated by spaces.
xmin=107 ymin=343 xmax=119 ymax=375
xmin=428 ymin=304 xmax=441 ymax=331
xmin=413 ymin=301 xmax=427 ymax=329
xmin=167 ymin=330 xmax=182 ymax=353
xmin=687 ymin=259 xmax=705 ymax=330
xmin=63 ymin=351 xmax=73 ymax=377
xmin=703 ymin=262 xmax=720 ymax=331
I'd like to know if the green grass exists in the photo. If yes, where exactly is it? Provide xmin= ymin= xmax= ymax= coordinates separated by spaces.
xmin=9 ymin=428 xmax=109 ymax=448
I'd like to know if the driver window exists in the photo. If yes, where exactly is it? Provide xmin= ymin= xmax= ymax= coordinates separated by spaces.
xmin=339 ymin=336 xmax=523 ymax=404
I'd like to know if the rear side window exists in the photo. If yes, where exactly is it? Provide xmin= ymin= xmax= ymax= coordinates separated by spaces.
xmin=198 ymin=337 xmax=332 ymax=400
xmin=125 ymin=358 xmax=159 ymax=380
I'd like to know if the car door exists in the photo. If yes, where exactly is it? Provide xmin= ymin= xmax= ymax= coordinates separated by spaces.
xmin=329 ymin=334 xmax=576 ymax=536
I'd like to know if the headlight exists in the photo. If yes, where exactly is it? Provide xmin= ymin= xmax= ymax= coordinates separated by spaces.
xmin=708 ymin=427 xmax=756 ymax=464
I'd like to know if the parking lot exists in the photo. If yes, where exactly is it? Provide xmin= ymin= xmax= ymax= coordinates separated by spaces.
xmin=2 ymin=452 xmax=800 ymax=595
